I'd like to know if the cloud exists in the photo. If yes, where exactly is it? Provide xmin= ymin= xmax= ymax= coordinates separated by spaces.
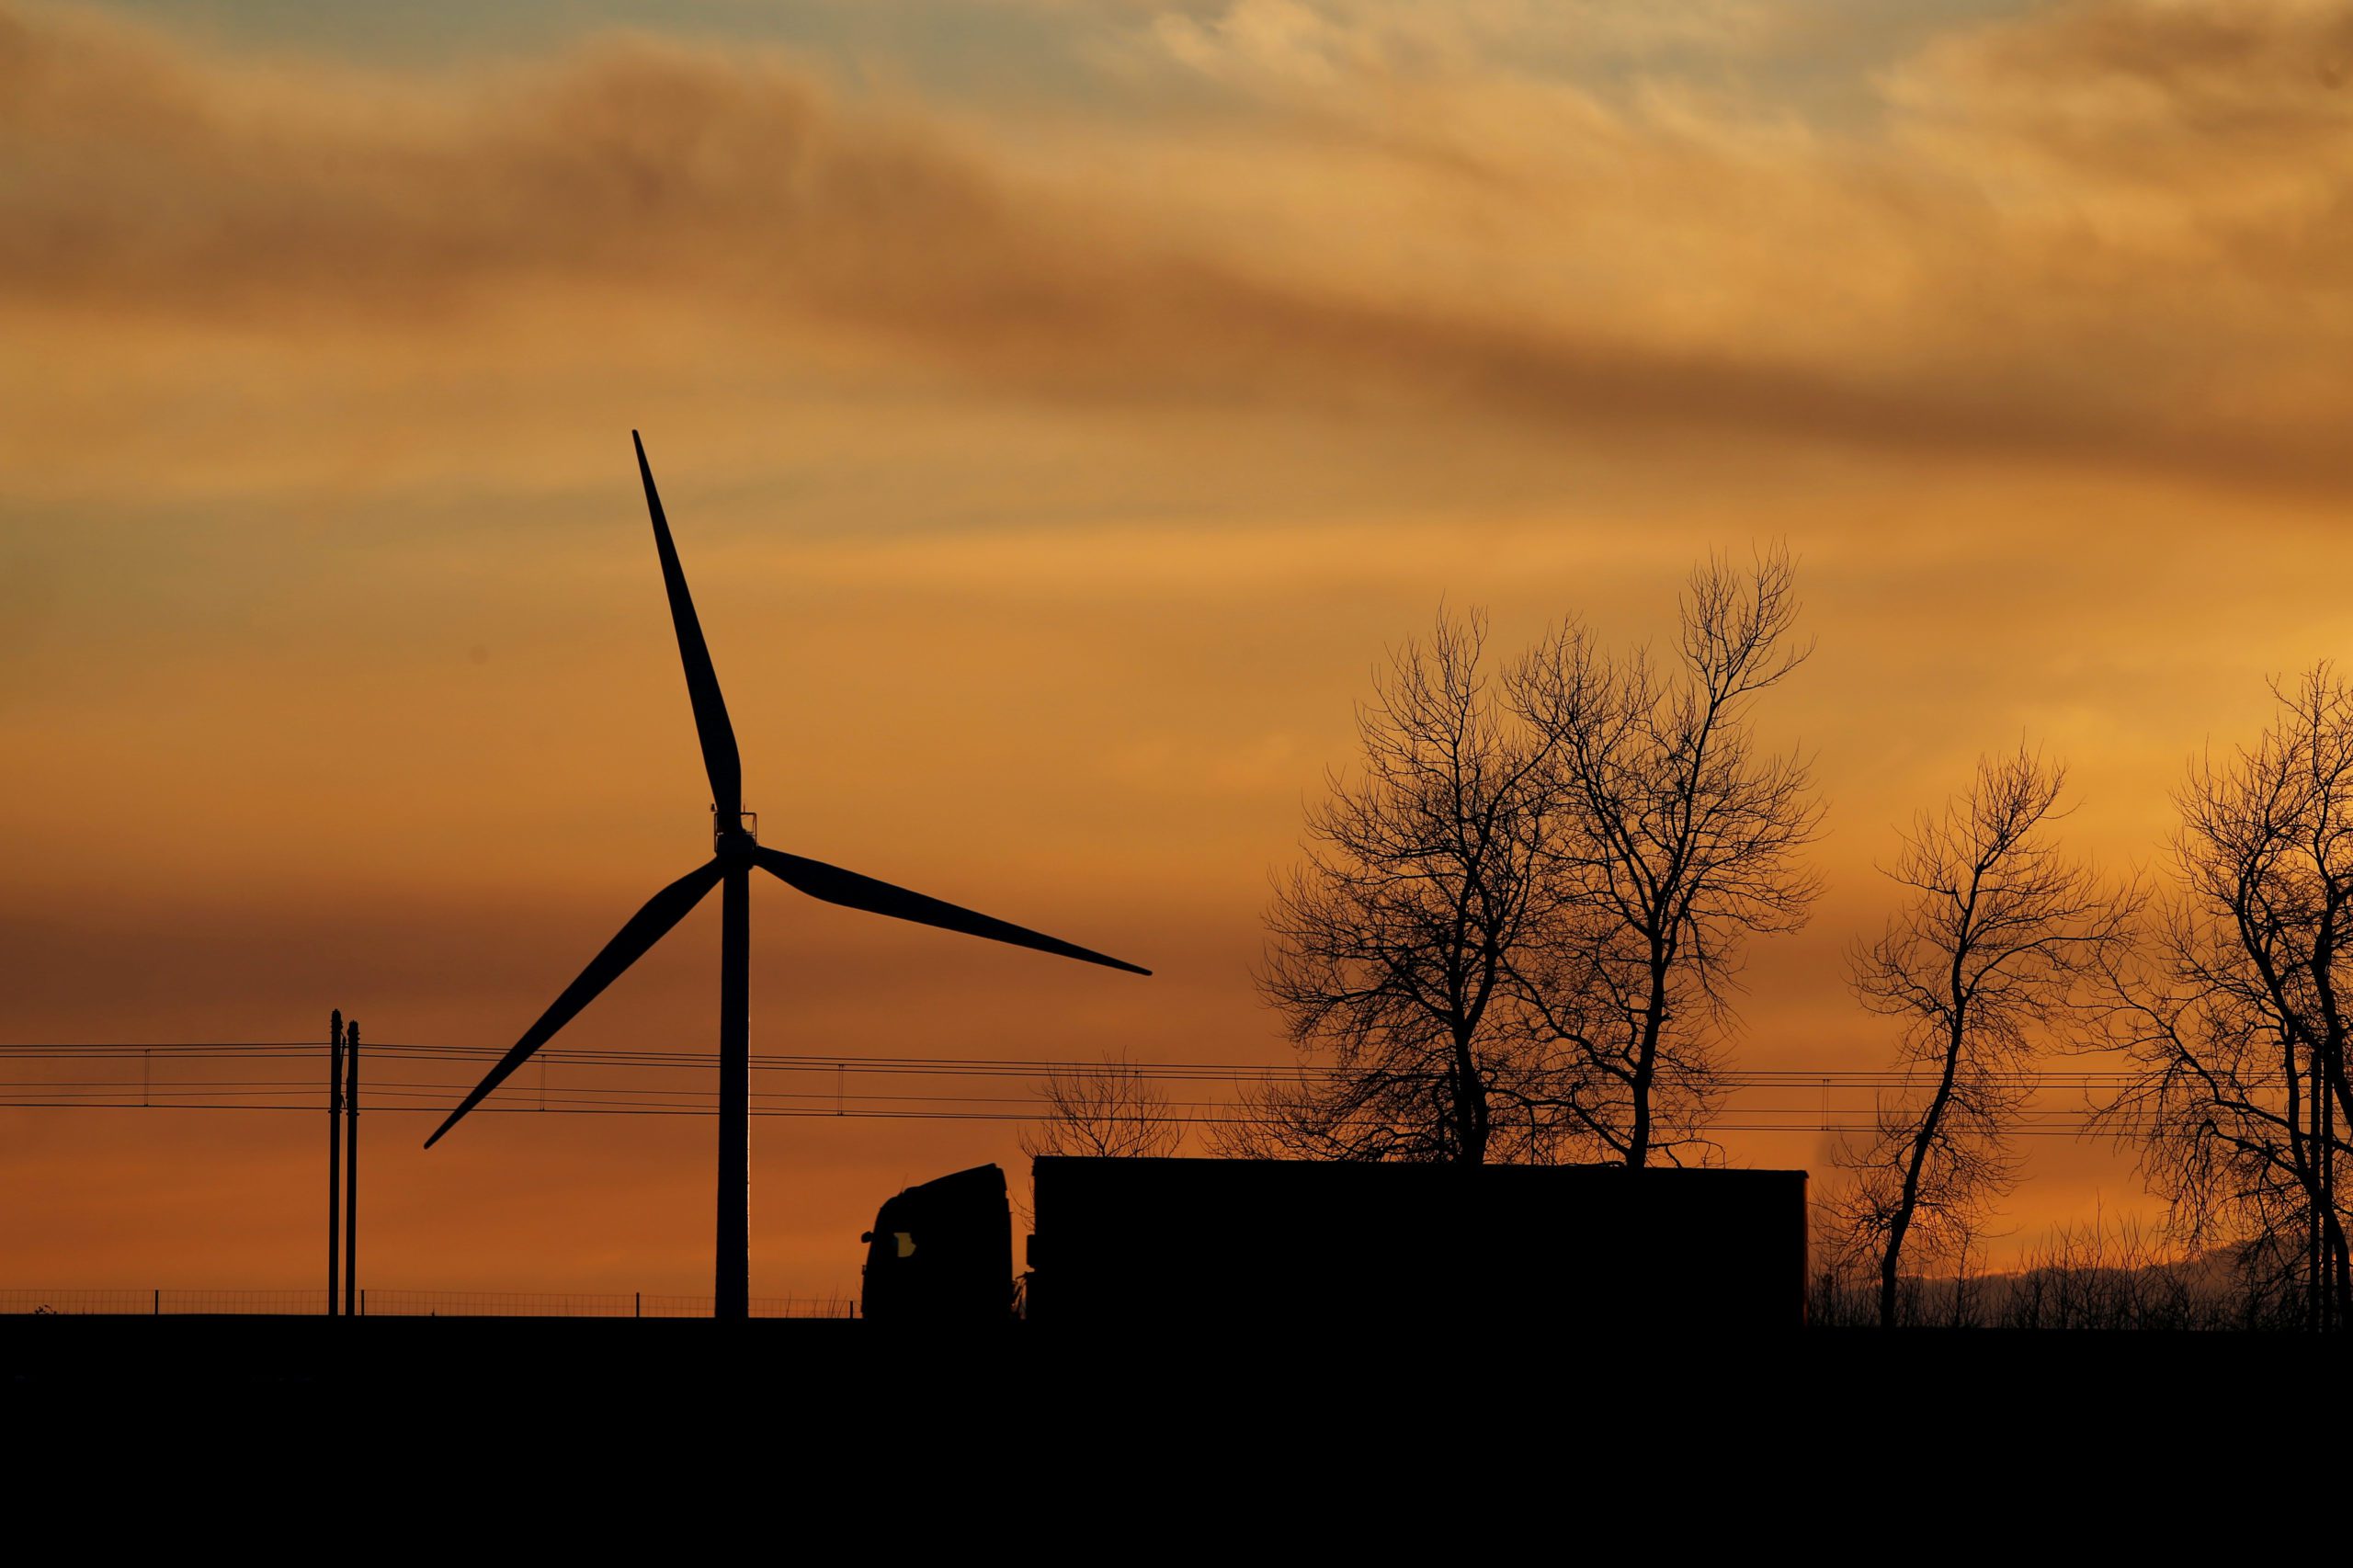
xmin=1133 ymin=0 xmax=1786 ymax=84
xmin=1152 ymin=0 xmax=1367 ymax=85
xmin=1885 ymin=1 xmax=2353 ymax=223
xmin=0 ymin=6 xmax=1014 ymax=316
xmin=7 ymin=0 xmax=2353 ymax=495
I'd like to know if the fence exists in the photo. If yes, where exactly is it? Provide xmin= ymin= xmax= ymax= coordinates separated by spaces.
xmin=2 ymin=1289 xmax=858 ymax=1319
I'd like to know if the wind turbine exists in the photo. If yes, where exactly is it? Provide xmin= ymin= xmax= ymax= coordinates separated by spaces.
xmin=426 ymin=431 xmax=1148 ymax=1319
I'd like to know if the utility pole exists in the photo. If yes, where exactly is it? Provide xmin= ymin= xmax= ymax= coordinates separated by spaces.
xmin=344 ymin=1017 xmax=360 ymax=1318
xmin=328 ymin=1010 xmax=344 ymax=1317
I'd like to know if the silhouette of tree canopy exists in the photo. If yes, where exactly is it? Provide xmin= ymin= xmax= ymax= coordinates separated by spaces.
xmin=1233 ymin=551 xmax=1822 ymax=1165
xmin=1831 ymin=746 xmax=2133 ymax=1327
xmin=1020 ymin=1053 xmax=1187 ymax=1159
xmin=2099 ymin=665 xmax=2353 ymax=1328
xmin=1506 ymin=547 xmax=1824 ymax=1165
xmin=1224 ymin=611 xmax=1567 ymax=1163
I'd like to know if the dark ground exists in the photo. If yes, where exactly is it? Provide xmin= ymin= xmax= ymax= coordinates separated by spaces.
xmin=4 ymin=1318 xmax=2339 ymax=1542
xmin=12 ymin=1312 xmax=2324 ymax=1386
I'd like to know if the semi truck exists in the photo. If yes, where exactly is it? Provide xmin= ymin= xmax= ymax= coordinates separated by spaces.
xmin=862 ymin=1156 xmax=1808 ymax=1330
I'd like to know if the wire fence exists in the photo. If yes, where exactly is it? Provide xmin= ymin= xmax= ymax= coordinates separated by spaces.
xmin=0 ymin=1289 xmax=858 ymax=1319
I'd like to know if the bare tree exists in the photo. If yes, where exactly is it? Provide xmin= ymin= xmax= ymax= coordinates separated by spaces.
xmin=1834 ymin=746 xmax=2133 ymax=1327
xmin=2099 ymin=665 xmax=2353 ymax=1329
xmin=2000 ymin=1210 xmax=2217 ymax=1332
xmin=1020 ymin=1053 xmax=1188 ymax=1160
xmin=1234 ymin=611 xmax=1566 ymax=1164
xmin=1506 ymin=547 xmax=1824 ymax=1165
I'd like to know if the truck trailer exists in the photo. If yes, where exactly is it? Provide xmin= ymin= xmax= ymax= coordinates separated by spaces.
xmin=863 ymin=1156 xmax=1808 ymax=1331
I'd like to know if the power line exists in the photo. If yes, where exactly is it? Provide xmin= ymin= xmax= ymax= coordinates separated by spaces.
xmin=0 ymin=1039 xmax=2148 ymax=1084
xmin=0 ymin=1039 xmax=2169 ymax=1137
xmin=0 ymin=1097 xmax=2165 ymax=1136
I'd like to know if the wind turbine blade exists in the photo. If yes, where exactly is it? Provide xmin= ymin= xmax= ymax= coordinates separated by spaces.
xmin=425 ymin=858 xmax=725 ymax=1147
xmin=633 ymin=431 xmax=743 ymax=820
xmin=752 ymin=845 xmax=1150 ymax=975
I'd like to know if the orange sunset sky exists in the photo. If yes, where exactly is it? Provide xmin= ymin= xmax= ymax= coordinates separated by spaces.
xmin=6 ymin=0 xmax=2353 ymax=1301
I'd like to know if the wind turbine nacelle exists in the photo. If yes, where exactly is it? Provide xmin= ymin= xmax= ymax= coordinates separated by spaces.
xmin=711 ymin=805 xmax=759 ymax=853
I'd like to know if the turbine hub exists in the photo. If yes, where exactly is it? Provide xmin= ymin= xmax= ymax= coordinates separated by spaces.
xmin=712 ymin=805 xmax=758 ymax=864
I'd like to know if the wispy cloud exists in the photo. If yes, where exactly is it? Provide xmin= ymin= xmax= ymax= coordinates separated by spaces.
xmin=10 ymin=1 xmax=2353 ymax=494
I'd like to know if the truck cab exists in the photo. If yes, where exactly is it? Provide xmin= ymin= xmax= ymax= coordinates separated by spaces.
xmin=858 ymin=1164 xmax=1014 ymax=1324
